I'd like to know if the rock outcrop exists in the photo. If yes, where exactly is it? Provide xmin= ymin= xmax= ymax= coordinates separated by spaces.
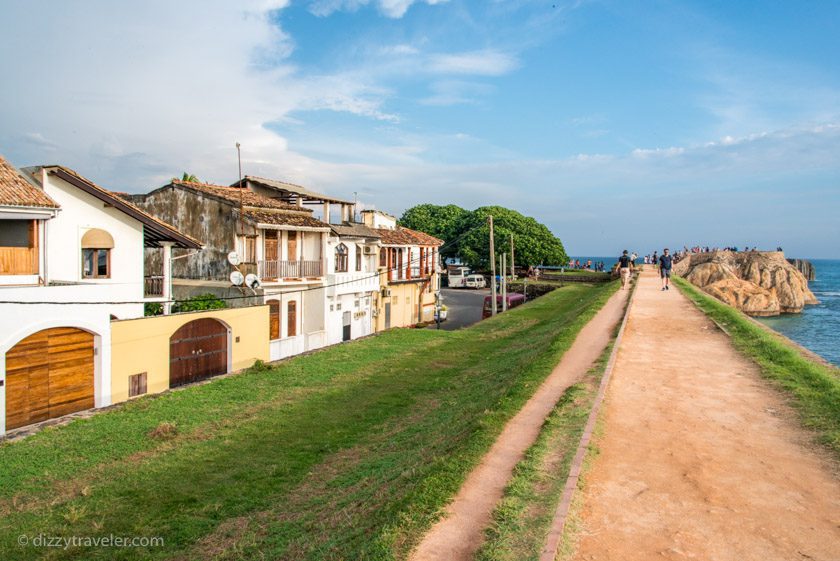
xmin=673 ymin=251 xmax=818 ymax=316
xmin=787 ymin=258 xmax=816 ymax=281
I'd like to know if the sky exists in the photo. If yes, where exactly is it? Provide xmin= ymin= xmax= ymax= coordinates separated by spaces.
xmin=1 ymin=0 xmax=838 ymax=258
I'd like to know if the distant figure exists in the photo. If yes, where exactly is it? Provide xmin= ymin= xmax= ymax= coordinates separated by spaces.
xmin=659 ymin=248 xmax=673 ymax=291
xmin=651 ymin=251 xmax=658 ymax=269
xmin=618 ymin=250 xmax=634 ymax=290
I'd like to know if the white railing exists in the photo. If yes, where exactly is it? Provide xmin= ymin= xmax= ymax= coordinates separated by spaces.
xmin=258 ymin=260 xmax=323 ymax=280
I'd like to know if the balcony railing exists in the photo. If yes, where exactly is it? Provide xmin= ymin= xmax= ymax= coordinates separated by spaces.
xmin=258 ymin=260 xmax=323 ymax=280
xmin=144 ymin=275 xmax=164 ymax=296
xmin=0 ymin=246 xmax=38 ymax=275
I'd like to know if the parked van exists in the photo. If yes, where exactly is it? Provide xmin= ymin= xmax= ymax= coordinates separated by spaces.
xmin=482 ymin=293 xmax=526 ymax=318
xmin=465 ymin=274 xmax=486 ymax=289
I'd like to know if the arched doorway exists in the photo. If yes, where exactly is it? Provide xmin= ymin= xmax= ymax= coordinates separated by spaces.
xmin=169 ymin=318 xmax=229 ymax=388
xmin=5 ymin=327 xmax=95 ymax=430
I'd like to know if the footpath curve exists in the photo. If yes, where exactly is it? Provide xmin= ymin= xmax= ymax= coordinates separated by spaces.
xmin=408 ymin=285 xmax=629 ymax=561
xmin=571 ymin=268 xmax=840 ymax=561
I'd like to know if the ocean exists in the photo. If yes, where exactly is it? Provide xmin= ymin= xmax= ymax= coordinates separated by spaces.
xmin=756 ymin=259 xmax=840 ymax=367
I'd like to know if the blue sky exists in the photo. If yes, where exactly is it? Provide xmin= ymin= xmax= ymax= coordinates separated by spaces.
xmin=1 ymin=0 xmax=838 ymax=257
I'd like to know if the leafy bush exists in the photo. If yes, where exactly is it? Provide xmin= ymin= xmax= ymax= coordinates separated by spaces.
xmin=172 ymin=293 xmax=226 ymax=313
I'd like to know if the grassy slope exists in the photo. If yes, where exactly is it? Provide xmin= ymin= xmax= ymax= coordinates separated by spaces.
xmin=475 ymin=345 xmax=613 ymax=561
xmin=674 ymin=277 xmax=840 ymax=458
xmin=0 ymin=282 xmax=617 ymax=561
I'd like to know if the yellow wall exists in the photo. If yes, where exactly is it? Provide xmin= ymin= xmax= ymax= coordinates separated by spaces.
xmin=374 ymin=275 xmax=437 ymax=330
xmin=110 ymin=306 xmax=270 ymax=404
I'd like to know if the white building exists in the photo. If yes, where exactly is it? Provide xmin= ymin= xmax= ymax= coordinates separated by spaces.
xmin=324 ymin=223 xmax=382 ymax=345
xmin=0 ymin=158 xmax=200 ymax=435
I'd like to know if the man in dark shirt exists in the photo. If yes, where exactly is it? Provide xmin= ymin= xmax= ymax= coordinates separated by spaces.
xmin=659 ymin=248 xmax=673 ymax=291
xmin=618 ymin=250 xmax=634 ymax=290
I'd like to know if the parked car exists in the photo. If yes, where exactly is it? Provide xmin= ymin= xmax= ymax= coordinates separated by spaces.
xmin=482 ymin=293 xmax=526 ymax=318
xmin=465 ymin=274 xmax=486 ymax=289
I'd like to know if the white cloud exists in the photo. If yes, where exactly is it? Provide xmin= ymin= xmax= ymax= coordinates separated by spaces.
xmin=308 ymin=0 xmax=448 ymax=18
xmin=428 ymin=49 xmax=519 ymax=76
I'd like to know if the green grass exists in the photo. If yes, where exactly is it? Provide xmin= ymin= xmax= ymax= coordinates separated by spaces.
xmin=674 ymin=277 xmax=840 ymax=458
xmin=475 ymin=344 xmax=613 ymax=561
xmin=0 ymin=281 xmax=618 ymax=561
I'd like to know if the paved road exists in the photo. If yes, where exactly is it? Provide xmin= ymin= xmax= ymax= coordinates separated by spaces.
xmin=429 ymin=288 xmax=489 ymax=330
xmin=573 ymin=269 xmax=840 ymax=561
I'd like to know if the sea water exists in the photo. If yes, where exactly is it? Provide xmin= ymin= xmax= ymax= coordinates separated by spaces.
xmin=757 ymin=259 xmax=840 ymax=367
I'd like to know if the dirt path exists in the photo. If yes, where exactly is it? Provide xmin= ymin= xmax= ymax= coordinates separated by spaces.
xmin=408 ymin=287 xmax=629 ymax=561
xmin=572 ymin=269 xmax=840 ymax=561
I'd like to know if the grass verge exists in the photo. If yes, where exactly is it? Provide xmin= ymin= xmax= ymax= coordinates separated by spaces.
xmin=0 ymin=281 xmax=617 ymax=561
xmin=475 ymin=344 xmax=613 ymax=561
xmin=674 ymin=276 xmax=840 ymax=458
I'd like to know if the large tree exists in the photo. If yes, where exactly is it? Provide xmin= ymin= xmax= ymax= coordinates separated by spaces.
xmin=399 ymin=204 xmax=567 ymax=269
xmin=398 ymin=204 xmax=469 ymax=260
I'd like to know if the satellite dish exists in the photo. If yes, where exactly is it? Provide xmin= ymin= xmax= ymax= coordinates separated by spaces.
xmin=230 ymin=271 xmax=244 ymax=286
xmin=227 ymin=251 xmax=241 ymax=266
xmin=245 ymin=273 xmax=261 ymax=289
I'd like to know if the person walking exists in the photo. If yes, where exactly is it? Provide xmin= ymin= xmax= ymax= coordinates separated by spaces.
xmin=659 ymin=248 xmax=673 ymax=291
xmin=618 ymin=250 xmax=634 ymax=290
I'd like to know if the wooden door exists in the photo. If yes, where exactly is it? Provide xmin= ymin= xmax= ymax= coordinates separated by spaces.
xmin=169 ymin=319 xmax=228 ymax=388
xmin=5 ymin=327 xmax=94 ymax=430
xmin=287 ymin=231 xmax=298 ymax=262
xmin=264 ymin=231 xmax=278 ymax=261
xmin=385 ymin=302 xmax=391 ymax=329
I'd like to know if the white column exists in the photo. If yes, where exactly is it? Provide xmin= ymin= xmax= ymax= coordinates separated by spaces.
xmin=162 ymin=242 xmax=174 ymax=315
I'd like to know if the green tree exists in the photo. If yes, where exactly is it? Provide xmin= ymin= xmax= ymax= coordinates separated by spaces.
xmin=399 ymin=204 xmax=469 ymax=260
xmin=399 ymin=204 xmax=567 ymax=269
xmin=173 ymin=172 xmax=200 ymax=183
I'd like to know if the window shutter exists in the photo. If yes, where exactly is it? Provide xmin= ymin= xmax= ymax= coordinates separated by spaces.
xmin=287 ymin=301 xmax=297 ymax=337
xmin=268 ymin=300 xmax=280 ymax=340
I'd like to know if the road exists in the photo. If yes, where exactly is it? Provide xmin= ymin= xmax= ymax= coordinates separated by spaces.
xmin=572 ymin=268 xmax=840 ymax=561
xmin=429 ymin=288 xmax=489 ymax=330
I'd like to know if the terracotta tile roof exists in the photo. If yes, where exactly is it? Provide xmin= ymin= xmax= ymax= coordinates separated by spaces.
xmin=330 ymin=222 xmax=381 ymax=239
xmin=243 ymin=210 xmax=330 ymax=229
xmin=0 ymin=155 xmax=59 ymax=208
xmin=173 ymin=180 xmax=304 ymax=212
xmin=25 ymin=165 xmax=201 ymax=249
xmin=376 ymin=226 xmax=443 ymax=246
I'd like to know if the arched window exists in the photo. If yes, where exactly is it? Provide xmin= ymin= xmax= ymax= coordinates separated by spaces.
xmin=81 ymin=228 xmax=114 ymax=279
xmin=335 ymin=243 xmax=348 ymax=273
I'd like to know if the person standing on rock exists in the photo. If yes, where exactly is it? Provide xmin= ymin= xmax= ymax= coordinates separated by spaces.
xmin=659 ymin=248 xmax=673 ymax=291
xmin=618 ymin=250 xmax=634 ymax=290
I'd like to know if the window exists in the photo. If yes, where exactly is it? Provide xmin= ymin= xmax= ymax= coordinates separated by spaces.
xmin=354 ymin=299 xmax=360 ymax=309
xmin=379 ymin=248 xmax=387 ymax=267
xmin=0 ymin=220 xmax=34 ymax=247
xmin=129 ymin=372 xmax=148 ymax=398
xmin=287 ymin=300 xmax=297 ymax=337
xmin=82 ymin=249 xmax=110 ymax=278
xmin=240 ymin=236 xmax=257 ymax=263
xmin=335 ymin=243 xmax=348 ymax=272
xmin=356 ymin=245 xmax=362 ymax=271
xmin=268 ymin=299 xmax=280 ymax=340
xmin=337 ymin=302 xmax=342 ymax=310
xmin=81 ymin=228 xmax=113 ymax=279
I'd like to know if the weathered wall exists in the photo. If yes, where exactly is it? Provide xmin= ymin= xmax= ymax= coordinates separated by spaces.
xmin=110 ymin=306 xmax=269 ymax=404
xmin=129 ymin=187 xmax=253 ymax=281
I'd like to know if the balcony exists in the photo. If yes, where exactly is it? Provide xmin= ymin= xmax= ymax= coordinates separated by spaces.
xmin=144 ymin=275 xmax=164 ymax=297
xmin=388 ymin=266 xmax=433 ymax=283
xmin=326 ymin=271 xmax=381 ymax=297
xmin=0 ymin=246 xmax=38 ymax=276
xmin=258 ymin=260 xmax=323 ymax=281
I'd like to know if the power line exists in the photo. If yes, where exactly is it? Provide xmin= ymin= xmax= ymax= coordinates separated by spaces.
xmin=0 ymin=227 xmax=476 ymax=306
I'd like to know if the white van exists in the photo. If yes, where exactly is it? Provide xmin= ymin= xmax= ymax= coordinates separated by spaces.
xmin=465 ymin=274 xmax=486 ymax=289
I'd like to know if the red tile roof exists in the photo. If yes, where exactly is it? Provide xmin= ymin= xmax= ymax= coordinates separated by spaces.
xmin=0 ymin=155 xmax=59 ymax=208
xmin=244 ymin=210 xmax=330 ymax=229
xmin=172 ymin=180 xmax=304 ymax=212
xmin=376 ymin=226 xmax=443 ymax=246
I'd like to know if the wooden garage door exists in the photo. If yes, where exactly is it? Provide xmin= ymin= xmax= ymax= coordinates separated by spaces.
xmin=169 ymin=319 xmax=228 ymax=388
xmin=5 ymin=327 xmax=95 ymax=430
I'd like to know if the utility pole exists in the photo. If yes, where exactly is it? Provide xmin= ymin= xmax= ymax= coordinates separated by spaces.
xmin=510 ymin=233 xmax=515 ymax=280
xmin=501 ymin=253 xmax=507 ymax=311
xmin=236 ymin=142 xmax=243 ymax=239
xmin=489 ymin=215 xmax=497 ymax=316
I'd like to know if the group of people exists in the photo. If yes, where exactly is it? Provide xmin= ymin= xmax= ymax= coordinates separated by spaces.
xmin=618 ymin=248 xmax=674 ymax=291
xmin=566 ymin=258 xmax=608 ymax=272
